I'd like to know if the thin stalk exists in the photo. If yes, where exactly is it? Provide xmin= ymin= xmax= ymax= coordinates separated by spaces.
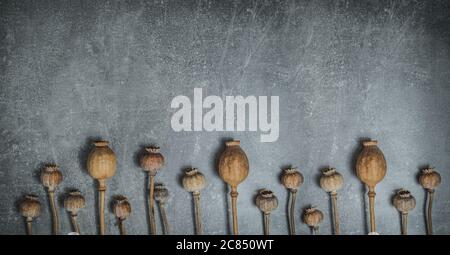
xmin=311 ymin=226 xmax=318 ymax=235
xmin=288 ymin=190 xmax=297 ymax=235
xmin=401 ymin=212 xmax=408 ymax=235
xmin=118 ymin=219 xmax=126 ymax=235
xmin=330 ymin=192 xmax=340 ymax=235
xmin=230 ymin=186 xmax=239 ymax=235
xmin=263 ymin=213 xmax=270 ymax=235
xmin=71 ymin=213 xmax=80 ymax=234
xmin=368 ymin=187 xmax=376 ymax=233
xmin=48 ymin=191 xmax=59 ymax=235
xmin=193 ymin=192 xmax=203 ymax=235
xmin=159 ymin=202 xmax=170 ymax=235
xmin=426 ymin=189 xmax=435 ymax=235
xmin=148 ymin=174 xmax=157 ymax=235
xmin=26 ymin=218 xmax=32 ymax=235
xmin=98 ymin=179 xmax=106 ymax=235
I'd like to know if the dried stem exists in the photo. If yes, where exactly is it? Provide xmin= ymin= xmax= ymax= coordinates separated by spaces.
xmin=98 ymin=180 xmax=106 ymax=235
xmin=118 ymin=219 xmax=126 ymax=235
xmin=330 ymin=192 xmax=340 ymax=235
xmin=193 ymin=192 xmax=203 ymax=235
xmin=426 ymin=189 xmax=435 ymax=235
xmin=288 ymin=190 xmax=297 ymax=235
xmin=71 ymin=214 xmax=80 ymax=234
xmin=26 ymin=218 xmax=32 ymax=235
xmin=230 ymin=186 xmax=239 ymax=235
xmin=159 ymin=202 xmax=170 ymax=235
xmin=48 ymin=191 xmax=59 ymax=235
xmin=368 ymin=187 xmax=376 ymax=233
xmin=401 ymin=212 xmax=408 ymax=235
xmin=311 ymin=226 xmax=319 ymax=235
xmin=263 ymin=213 xmax=270 ymax=235
xmin=148 ymin=174 xmax=157 ymax=235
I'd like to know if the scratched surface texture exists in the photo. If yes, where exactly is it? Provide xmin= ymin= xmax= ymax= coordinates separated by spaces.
xmin=1 ymin=0 xmax=450 ymax=235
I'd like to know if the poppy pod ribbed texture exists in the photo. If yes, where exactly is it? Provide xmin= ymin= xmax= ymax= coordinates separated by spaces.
xmin=154 ymin=184 xmax=170 ymax=235
xmin=393 ymin=189 xmax=416 ymax=235
xmin=419 ymin=167 xmax=441 ymax=235
xmin=356 ymin=139 xmax=387 ymax=234
xmin=320 ymin=167 xmax=343 ymax=235
xmin=281 ymin=167 xmax=303 ymax=235
xmin=19 ymin=195 xmax=41 ymax=235
xmin=302 ymin=207 xmax=324 ymax=235
xmin=393 ymin=189 xmax=416 ymax=213
xmin=419 ymin=167 xmax=441 ymax=191
xmin=140 ymin=146 xmax=165 ymax=176
xmin=256 ymin=189 xmax=278 ymax=214
xmin=320 ymin=168 xmax=343 ymax=193
xmin=113 ymin=195 xmax=131 ymax=235
xmin=41 ymin=164 xmax=63 ymax=192
xmin=281 ymin=168 xmax=304 ymax=191
xmin=113 ymin=196 xmax=131 ymax=220
xmin=140 ymin=145 xmax=164 ymax=235
xmin=87 ymin=140 xmax=116 ymax=235
xmin=64 ymin=190 xmax=85 ymax=234
xmin=87 ymin=141 xmax=116 ymax=181
xmin=255 ymin=189 xmax=278 ymax=235
xmin=182 ymin=168 xmax=206 ymax=194
xmin=218 ymin=140 xmax=249 ymax=187
xmin=20 ymin=195 xmax=41 ymax=220
xmin=182 ymin=168 xmax=206 ymax=235
xmin=218 ymin=140 xmax=249 ymax=235
xmin=64 ymin=190 xmax=86 ymax=215
xmin=41 ymin=164 xmax=62 ymax=235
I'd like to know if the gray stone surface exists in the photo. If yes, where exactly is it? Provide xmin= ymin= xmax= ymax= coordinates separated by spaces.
xmin=1 ymin=0 xmax=450 ymax=235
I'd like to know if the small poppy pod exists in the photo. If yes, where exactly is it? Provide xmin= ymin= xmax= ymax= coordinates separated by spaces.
xmin=113 ymin=195 xmax=131 ymax=220
xmin=281 ymin=167 xmax=304 ymax=191
xmin=393 ymin=189 xmax=416 ymax=213
xmin=41 ymin=164 xmax=63 ymax=192
xmin=320 ymin=168 xmax=344 ymax=193
xmin=20 ymin=195 xmax=41 ymax=220
xmin=302 ymin=207 xmax=324 ymax=228
xmin=419 ymin=167 xmax=441 ymax=190
xmin=255 ymin=189 xmax=278 ymax=214
xmin=140 ymin=146 xmax=165 ymax=176
xmin=154 ymin=183 xmax=169 ymax=203
xmin=182 ymin=168 xmax=206 ymax=194
xmin=64 ymin=190 xmax=86 ymax=215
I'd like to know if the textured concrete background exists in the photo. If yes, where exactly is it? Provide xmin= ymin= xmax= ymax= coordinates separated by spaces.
xmin=1 ymin=0 xmax=450 ymax=235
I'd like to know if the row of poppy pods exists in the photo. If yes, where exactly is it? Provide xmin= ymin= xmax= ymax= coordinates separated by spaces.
xmin=18 ymin=139 xmax=441 ymax=235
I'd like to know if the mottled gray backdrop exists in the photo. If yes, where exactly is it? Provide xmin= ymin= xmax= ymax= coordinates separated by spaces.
xmin=1 ymin=0 xmax=449 ymax=235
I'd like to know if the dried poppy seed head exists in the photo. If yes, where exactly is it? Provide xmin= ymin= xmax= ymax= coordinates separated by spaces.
xmin=41 ymin=164 xmax=63 ymax=192
xmin=154 ymin=183 xmax=169 ymax=203
xmin=281 ymin=167 xmax=304 ymax=191
xmin=255 ymin=189 xmax=278 ymax=214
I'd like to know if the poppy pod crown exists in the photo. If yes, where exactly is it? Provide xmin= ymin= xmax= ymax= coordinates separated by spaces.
xmin=255 ymin=189 xmax=278 ymax=213
xmin=41 ymin=164 xmax=63 ymax=192
xmin=419 ymin=167 xmax=441 ymax=190
xmin=320 ymin=167 xmax=344 ymax=193
xmin=302 ymin=207 xmax=324 ymax=227
xmin=64 ymin=190 xmax=86 ymax=214
xmin=393 ymin=189 xmax=416 ymax=213
xmin=281 ymin=167 xmax=304 ymax=191
xmin=182 ymin=168 xmax=206 ymax=193
xmin=20 ymin=195 xmax=41 ymax=220
xmin=140 ymin=146 xmax=165 ymax=176
xmin=113 ymin=195 xmax=131 ymax=220
xmin=154 ymin=183 xmax=169 ymax=203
